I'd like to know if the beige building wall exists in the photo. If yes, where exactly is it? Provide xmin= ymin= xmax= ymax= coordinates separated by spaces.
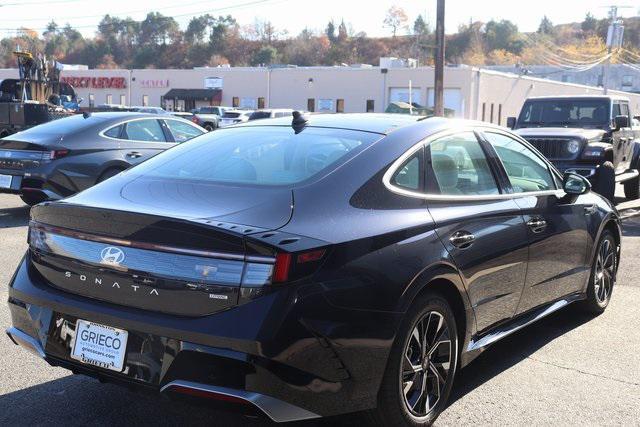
xmin=2 ymin=66 xmax=640 ymax=120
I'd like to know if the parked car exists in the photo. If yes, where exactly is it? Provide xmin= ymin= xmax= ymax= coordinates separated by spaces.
xmin=218 ymin=109 xmax=254 ymax=127
xmin=171 ymin=111 xmax=202 ymax=126
xmin=6 ymin=114 xmax=619 ymax=425
xmin=193 ymin=106 xmax=231 ymax=131
xmin=0 ymin=112 xmax=205 ymax=205
xmin=507 ymin=95 xmax=640 ymax=202
xmin=130 ymin=106 xmax=168 ymax=115
xmin=248 ymin=109 xmax=295 ymax=121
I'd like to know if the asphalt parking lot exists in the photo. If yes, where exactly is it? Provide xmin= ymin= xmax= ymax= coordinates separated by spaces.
xmin=0 ymin=191 xmax=639 ymax=426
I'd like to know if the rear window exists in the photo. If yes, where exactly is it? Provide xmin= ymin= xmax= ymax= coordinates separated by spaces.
xmin=249 ymin=111 xmax=272 ymax=120
xmin=223 ymin=112 xmax=242 ymax=118
xmin=131 ymin=126 xmax=380 ymax=186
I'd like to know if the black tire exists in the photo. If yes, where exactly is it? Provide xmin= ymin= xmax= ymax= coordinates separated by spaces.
xmin=97 ymin=168 xmax=124 ymax=183
xmin=623 ymin=174 xmax=640 ymax=200
xmin=363 ymin=291 xmax=459 ymax=426
xmin=203 ymin=123 xmax=215 ymax=132
xmin=592 ymin=161 xmax=615 ymax=203
xmin=20 ymin=193 xmax=45 ymax=206
xmin=579 ymin=229 xmax=617 ymax=314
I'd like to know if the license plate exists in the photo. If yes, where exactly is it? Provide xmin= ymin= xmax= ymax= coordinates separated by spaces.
xmin=0 ymin=174 xmax=12 ymax=189
xmin=70 ymin=320 xmax=128 ymax=372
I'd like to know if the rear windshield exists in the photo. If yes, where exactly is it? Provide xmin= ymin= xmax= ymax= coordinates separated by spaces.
xmin=249 ymin=111 xmax=272 ymax=120
xmin=131 ymin=126 xmax=380 ymax=186
xmin=223 ymin=112 xmax=242 ymax=118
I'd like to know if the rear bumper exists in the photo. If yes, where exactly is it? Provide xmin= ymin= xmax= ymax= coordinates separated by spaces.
xmin=6 ymin=252 xmax=402 ymax=420
xmin=0 ymin=167 xmax=64 ymax=200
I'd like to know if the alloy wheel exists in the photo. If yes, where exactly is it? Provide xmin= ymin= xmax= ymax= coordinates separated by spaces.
xmin=594 ymin=238 xmax=615 ymax=305
xmin=401 ymin=311 xmax=452 ymax=418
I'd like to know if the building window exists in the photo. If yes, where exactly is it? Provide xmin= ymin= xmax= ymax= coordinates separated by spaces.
xmin=622 ymin=75 xmax=633 ymax=87
xmin=498 ymin=104 xmax=502 ymax=126
xmin=232 ymin=97 xmax=239 ymax=108
xmin=490 ymin=103 xmax=494 ymax=123
xmin=307 ymin=98 xmax=315 ymax=112
xmin=258 ymin=97 xmax=265 ymax=109
xmin=120 ymin=94 xmax=126 ymax=106
xmin=106 ymin=94 xmax=113 ymax=104
xmin=366 ymin=99 xmax=375 ymax=112
xmin=336 ymin=99 xmax=344 ymax=113
xmin=482 ymin=103 xmax=486 ymax=121
xmin=88 ymin=94 xmax=95 ymax=108
xmin=142 ymin=95 xmax=149 ymax=107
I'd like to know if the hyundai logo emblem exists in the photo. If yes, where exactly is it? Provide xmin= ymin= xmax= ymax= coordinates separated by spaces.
xmin=100 ymin=246 xmax=125 ymax=265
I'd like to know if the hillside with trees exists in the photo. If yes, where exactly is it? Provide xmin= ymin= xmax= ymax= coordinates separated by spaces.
xmin=0 ymin=7 xmax=638 ymax=69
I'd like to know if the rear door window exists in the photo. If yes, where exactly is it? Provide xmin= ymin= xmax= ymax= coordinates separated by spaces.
xmin=427 ymin=132 xmax=500 ymax=196
xmin=103 ymin=124 xmax=123 ymax=139
xmin=123 ymin=119 xmax=167 ymax=142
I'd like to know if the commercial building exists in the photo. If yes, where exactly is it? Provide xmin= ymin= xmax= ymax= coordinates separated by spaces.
xmin=1 ymin=62 xmax=640 ymax=126
xmin=486 ymin=64 xmax=640 ymax=94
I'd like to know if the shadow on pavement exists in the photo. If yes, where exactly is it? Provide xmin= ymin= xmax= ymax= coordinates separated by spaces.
xmin=621 ymin=216 xmax=640 ymax=237
xmin=0 ymin=205 xmax=30 ymax=229
xmin=448 ymin=305 xmax=595 ymax=406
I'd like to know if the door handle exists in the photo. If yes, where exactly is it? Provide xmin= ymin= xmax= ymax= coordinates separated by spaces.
xmin=126 ymin=151 xmax=142 ymax=159
xmin=449 ymin=231 xmax=475 ymax=249
xmin=526 ymin=218 xmax=547 ymax=233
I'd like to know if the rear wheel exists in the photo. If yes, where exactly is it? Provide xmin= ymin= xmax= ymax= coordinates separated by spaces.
xmin=364 ymin=292 xmax=458 ymax=426
xmin=203 ymin=122 xmax=215 ymax=132
xmin=623 ymin=174 xmax=640 ymax=200
xmin=580 ymin=230 xmax=617 ymax=314
xmin=592 ymin=161 xmax=615 ymax=203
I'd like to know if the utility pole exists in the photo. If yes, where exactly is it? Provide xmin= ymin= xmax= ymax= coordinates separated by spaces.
xmin=434 ymin=0 xmax=445 ymax=116
xmin=602 ymin=5 xmax=629 ymax=94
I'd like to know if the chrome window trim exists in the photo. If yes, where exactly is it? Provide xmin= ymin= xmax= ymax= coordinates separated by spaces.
xmin=382 ymin=126 xmax=566 ymax=202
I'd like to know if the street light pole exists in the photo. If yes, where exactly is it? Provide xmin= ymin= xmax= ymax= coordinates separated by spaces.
xmin=434 ymin=0 xmax=445 ymax=117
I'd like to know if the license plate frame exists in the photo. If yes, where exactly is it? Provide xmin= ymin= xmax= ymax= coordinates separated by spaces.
xmin=70 ymin=319 xmax=128 ymax=372
xmin=0 ymin=174 xmax=12 ymax=189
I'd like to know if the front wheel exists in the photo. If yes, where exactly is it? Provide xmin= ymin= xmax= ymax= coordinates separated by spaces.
xmin=592 ymin=161 xmax=616 ymax=203
xmin=364 ymin=292 xmax=459 ymax=426
xmin=580 ymin=229 xmax=617 ymax=314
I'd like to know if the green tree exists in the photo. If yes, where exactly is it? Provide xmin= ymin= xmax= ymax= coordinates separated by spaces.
xmin=413 ymin=15 xmax=429 ymax=35
xmin=251 ymin=45 xmax=277 ymax=65
xmin=538 ymin=15 xmax=554 ymax=35
xmin=326 ymin=21 xmax=336 ymax=43
xmin=581 ymin=12 xmax=598 ymax=33
xmin=484 ymin=20 xmax=523 ymax=54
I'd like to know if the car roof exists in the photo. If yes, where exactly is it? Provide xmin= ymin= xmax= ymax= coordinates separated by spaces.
xmin=238 ymin=113 xmax=427 ymax=134
xmin=82 ymin=112 xmax=172 ymax=121
xmin=525 ymin=95 xmax=629 ymax=102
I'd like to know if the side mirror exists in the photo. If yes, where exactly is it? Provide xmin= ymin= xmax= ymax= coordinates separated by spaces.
xmin=563 ymin=172 xmax=591 ymax=195
xmin=614 ymin=115 xmax=629 ymax=130
xmin=506 ymin=117 xmax=516 ymax=129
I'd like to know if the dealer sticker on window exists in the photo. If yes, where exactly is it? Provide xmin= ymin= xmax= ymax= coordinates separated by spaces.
xmin=70 ymin=320 xmax=128 ymax=372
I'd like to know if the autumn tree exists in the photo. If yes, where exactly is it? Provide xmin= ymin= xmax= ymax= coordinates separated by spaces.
xmin=384 ymin=6 xmax=408 ymax=37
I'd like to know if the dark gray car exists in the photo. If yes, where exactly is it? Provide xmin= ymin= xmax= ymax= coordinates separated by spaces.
xmin=0 ymin=112 xmax=205 ymax=205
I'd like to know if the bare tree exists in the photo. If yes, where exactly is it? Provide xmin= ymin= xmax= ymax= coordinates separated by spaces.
xmin=384 ymin=6 xmax=408 ymax=37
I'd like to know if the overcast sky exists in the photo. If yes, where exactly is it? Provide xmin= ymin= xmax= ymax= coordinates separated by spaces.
xmin=0 ymin=0 xmax=637 ymax=38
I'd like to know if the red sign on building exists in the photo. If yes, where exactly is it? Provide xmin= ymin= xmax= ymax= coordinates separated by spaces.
xmin=60 ymin=77 xmax=127 ymax=89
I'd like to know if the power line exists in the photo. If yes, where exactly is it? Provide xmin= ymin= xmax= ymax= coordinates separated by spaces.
xmin=0 ymin=0 xmax=287 ymax=32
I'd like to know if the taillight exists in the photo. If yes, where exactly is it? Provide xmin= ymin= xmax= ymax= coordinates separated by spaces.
xmin=45 ymin=149 xmax=69 ymax=160
xmin=272 ymin=249 xmax=327 ymax=283
xmin=191 ymin=116 xmax=200 ymax=124
xmin=272 ymin=253 xmax=292 ymax=283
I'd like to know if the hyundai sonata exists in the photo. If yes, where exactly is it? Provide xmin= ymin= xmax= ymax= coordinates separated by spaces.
xmin=6 ymin=113 xmax=620 ymax=425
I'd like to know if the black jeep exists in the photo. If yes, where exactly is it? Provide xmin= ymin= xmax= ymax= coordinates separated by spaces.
xmin=508 ymin=95 xmax=640 ymax=202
